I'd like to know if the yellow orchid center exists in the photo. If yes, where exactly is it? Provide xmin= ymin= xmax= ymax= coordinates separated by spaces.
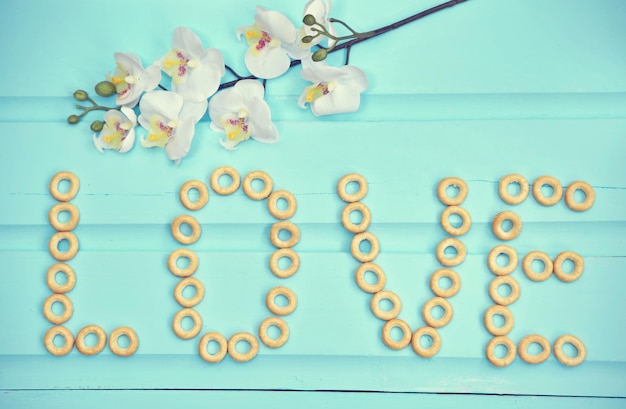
xmin=304 ymin=81 xmax=335 ymax=103
xmin=147 ymin=116 xmax=176 ymax=147
xmin=245 ymin=26 xmax=279 ymax=56
xmin=221 ymin=113 xmax=251 ymax=145
xmin=101 ymin=119 xmax=130 ymax=149
xmin=111 ymin=62 xmax=133 ymax=98
xmin=162 ymin=49 xmax=198 ymax=84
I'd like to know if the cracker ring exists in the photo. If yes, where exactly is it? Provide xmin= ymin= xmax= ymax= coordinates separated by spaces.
xmin=430 ymin=268 xmax=461 ymax=298
xmin=554 ymin=334 xmax=586 ymax=367
xmin=269 ymin=248 xmax=300 ymax=279
xmin=440 ymin=205 xmax=472 ymax=236
xmin=337 ymin=173 xmax=368 ymax=202
xmin=489 ymin=275 xmax=521 ymax=306
xmin=46 ymin=263 xmax=76 ymax=294
xmin=270 ymin=221 xmax=300 ymax=248
xmin=499 ymin=174 xmax=529 ymax=205
xmin=266 ymin=286 xmax=298 ymax=316
xmin=167 ymin=248 xmax=199 ymax=277
xmin=44 ymin=325 xmax=74 ymax=356
xmin=43 ymin=293 xmax=73 ymax=325
xmin=243 ymin=170 xmax=274 ymax=200
xmin=518 ymin=334 xmax=551 ymax=364
xmin=267 ymin=190 xmax=297 ymax=220
xmin=553 ymin=251 xmax=584 ymax=283
xmin=351 ymin=231 xmax=380 ymax=263
xmin=50 ymin=171 xmax=80 ymax=202
xmin=171 ymin=214 xmax=201 ymax=245
xmin=341 ymin=201 xmax=372 ymax=233
xmin=486 ymin=336 xmax=517 ymax=367
xmin=174 ymin=277 xmax=205 ymax=308
xmin=411 ymin=326 xmax=442 ymax=358
xmin=488 ymin=245 xmax=518 ymax=276
xmin=437 ymin=177 xmax=468 ymax=206
xmin=532 ymin=175 xmax=563 ymax=206
xmin=210 ymin=166 xmax=241 ymax=195
xmin=75 ymin=325 xmax=107 ymax=356
xmin=435 ymin=238 xmax=466 ymax=267
xmin=355 ymin=262 xmax=387 ymax=293
xmin=422 ymin=297 xmax=454 ymax=328
xmin=259 ymin=316 xmax=290 ymax=349
xmin=522 ymin=251 xmax=553 ymax=282
xmin=172 ymin=308 xmax=202 ymax=340
xmin=48 ymin=231 xmax=79 ymax=261
xmin=492 ymin=211 xmax=522 ymax=241
xmin=48 ymin=202 xmax=80 ymax=232
xmin=198 ymin=331 xmax=228 ymax=363
xmin=370 ymin=290 xmax=402 ymax=321
xmin=109 ymin=326 xmax=139 ymax=357
xmin=228 ymin=332 xmax=259 ymax=362
xmin=484 ymin=305 xmax=515 ymax=336
xmin=179 ymin=180 xmax=209 ymax=211
xmin=565 ymin=181 xmax=595 ymax=212
xmin=382 ymin=318 xmax=412 ymax=350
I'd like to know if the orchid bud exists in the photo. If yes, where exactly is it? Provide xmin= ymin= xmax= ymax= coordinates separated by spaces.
xmin=95 ymin=81 xmax=116 ymax=97
xmin=67 ymin=115 xmax=80 ymax=124
xmin=302 ymin=35 xmax=314 ymax=44
xmin=303 ymin=14 xmax=316 ymax=26
xmin=73 ymin=90 xmax=88 ymax=101
xmin=90 ymin=120 xmax=104 ymax=132
xmin=312 ymin=49 xmax=328 ymax=62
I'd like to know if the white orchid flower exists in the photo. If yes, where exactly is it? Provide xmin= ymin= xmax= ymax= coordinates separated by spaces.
xmin=108 ymin=52 xmax=161 ymax=108
xmin=208 ymin=79 xmax=278 ymax=150
xmin=138 ymin=91 xmax=206 ymax=165
xmin=93 ymin=107 xmax=137 ymax=153
xmin=158 ymin=27 xmax=225 ymax=102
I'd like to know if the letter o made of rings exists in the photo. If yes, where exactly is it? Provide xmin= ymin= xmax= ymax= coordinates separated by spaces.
xmin=422 ymin=297 xmax=454 ymax=328
xmin=518 ymin=334 xmax=551 ymax=364
xmin=488 ymin=245 xmax=519 ymax=276
xmin=109 ymin=326 xmax=139 ymax=357
xmin=440 ymin=205 xmax=472 ymax=236
xmin=171 ymin=215 xmax=201 ymax=245
xmin=484 ymin=304 xmax=515 ymax=336
xmin=565 ymin=181 xmax=595 ymax=212
xmin=553 ymin=251 xmax=584 ymax=283
xmin=259 ymin=316 xmax=290 ymax=349
xmin=48 ymin=231 xmax=79 ymax=262
xmin=210 ymin=166 xmax=241 ymax=195
xmin=486 ymin=336 xmax=517 ymax=367
xmin=492 ymin=211 xmax=522 ymax=241
xmin=554 ymin=334 xmax=586 ymax=367
xmin=499 ymin=174 xmax=529 ymax=205
xmin=75 ymin=325 xmax=107 ymax=356
xmin=522 ymin=251 xmax=553 ymax=282
xmin=43 ymin=293 xmax=73 ymax=325
xmin=351 ymin=231 xmax=380 ymax=263
xmin=228 ymin=332 xmax=259 ymax=363
xmin=48 ymin=202 xmax=80 ymax=231
xmin=437 ymin=177 xmax=468 ymax=206
xmin=267 ymin=190 xmax=297 ymax=220
xmin=370 ymin=290 xmax=402 ymax=321
xmin=411 ymin=326 xmax=442 ymax=358
xmin=46 ymin=263 xmax=77 ymax=294
xmin=270 ymin=221 xmax=300 ymax=248
xmin=489 ymin=275 xmax=521 ymax=306
xmin=337 ymin=173 xmax=368 ymax=202
xmin=198 ymin=332 xmax=228 ymax=363
xmin=179 ymin=180 xmax=209 ymax=211
xmin=172 ymin=308 xmax=203 ymax=340
xmin=44 ymin=325 xmax=74 ymax=356
xmin=167 ymin=248 xmax=199 ymax=277
xmin=243 ymin=170 xmax=274 ymax=201
xmin=341 ymin=201 xmax=372 ymax=233
xmin=435 ymin=238 xmax=466 ymax=267
xmin=50 ymin=171 xmax=80 ymax=202
xmin=381 ymin=318 xmax=412 ymax=350
xmin=533 ymin=175 xmax=563 ymax=206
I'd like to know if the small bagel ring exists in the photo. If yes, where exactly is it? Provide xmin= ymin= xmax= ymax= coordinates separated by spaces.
xmin=484 ymin=304 xmax=515 ymax=336
xmin=488 ymin=245 xmax=518 ymax=276
xmin=44 ymin=325 xmax=74 ymax=356
xmin=553 ymin=251 xmax=584 ymax=283
xmin=269 ymin=221 xmax=300 ymax=248
xmin=499 ymin=174 xmax=530 ymax=205
xmin=489 ymin=275 xmax=521 ymax=306
xmin=440 ymin=206 xmax=472 ymax=236
xmin=46 ymin=263 xmax=76 ymax=294
xmin=50 ymin=171 xmax=80 ymax=202
xmin=486 ymin=336 xmax=517 ymax=367
xmin=171 ymin=215 xmax=201 ymax=245
xmin=565 ymin=181 xmax=595 ymax=212
xmin=43 ymin=293 xmax=73 ymax=325
xmin=382 ymin=318 xmax=412 ymax=350
xmin=435 ymin=238 xmax=466 ymax=267
xmin=259 ymin=316 xmax=290 ymax=348
xmin=355 ymin=262 xmax=387 ymax=293
xmin=266 ymin=286 xmax=298 ymax=316
xmin=337 ymin=173 xmax=368 ymax=202
xmin=179 ymin=180 xmax=209 ymax=211
xmin=422 ymin=297 xmax=454 ymax=328
xmin=370 ymin=290 xmax=402 ymax=321
xmin=554 ymin=334 xmax=586 ymax=367
xmin=437 ymin=177 xmax=468 ymax=206
xmin=269 ymin=248 xmax=300 ymax=279
xmin=109 ymin=326 xmax=139 ymax=357
xmin=430 ymin=268 xmax=461 ymax=298
xmin=75 ymin=325 xmax=107 ymax=356
xmin=172 ymin=308 xmax=202 ymax=340
xmin=167 ymin=248 xmax=199 ymax=277
xmin=518 ymin=334 xmax=551 ymax=364
xmin=341 ymin=202 xmax=372 ymax=233
xmin=48 ymin=202 xmax=80 ymax=232
xmin=267 ymin=190 xmax=297 ymax=220
xmin=198 ymin=332 xmax=228 ymax=363
xmin=411 ymin=326 xmax=442 ymax=358
xmin=492 ymin=211 xmax=522 ymax=241
xmin=243 ymin=170 xmax=274 ymax=200
xmin=210 ymin=166 xmax=241 ymax=195
xmin=533 ymin=175 xmax=563 ymax=206
xmin=522 ymin=251 xmax=553 ymax=282
xmin=351 ymin=231 xmax=380 ymax=263
xmin=174 ymin=277 xmax=205 ymax=308
xmin=48 ymin=231 xmax=79 ymax=261
xmin=228 ymin=332 xmax=259 ymax=363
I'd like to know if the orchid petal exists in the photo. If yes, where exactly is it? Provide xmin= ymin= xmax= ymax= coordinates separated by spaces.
xmin=311 ymin=85 xmax=361 ymax=116
xmin=172 ymin=27 xmax=204 ymax=57
xmin=244 ymin=46 xmax=291 ymax=79
xmin=256 ymin=10 xmax=298 ymax=44
xmin=247 ymin=96 xmax=278 ymax=143
xmin=138 ymin=91 xmax=183 ymax=129
xmin=165 ymin=118 xmax=195 ymax=165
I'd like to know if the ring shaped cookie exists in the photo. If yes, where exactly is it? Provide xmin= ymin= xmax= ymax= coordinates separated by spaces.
xmin=259 ymin=316 xmax=290 ymax=348
xmin=210 ymin=166 xmax=241 ymax=195
xmin=518 ymin=334 xmax=551 ymax=364
xmin=266 ymin=286 xmax=298 ymax=316
xmin=430 ymin=268 xmax=461 ymax=298
xmin=422 ymin=297 xmax=454 ymax=328
xmin=355 ymin=262 xmax=387 ymax=293
xmin=198 ymin=332 xmax=228 ymax=363
xmin=48 ymin=202 xmax=80 ymax=231
xmin=171 ymin=215 xmax=201 ymax=245
xmin=50 ymin=171 xmax=80 ymax=202
xmin=553 ymin=251 xmax=584 ymax=283
xmin=270 ymin=221 xmax=300 ymax=248
xmin=435 ymin=238 xmax=466 ymax=267
xmin=174 ymin=277 xmax=205 ymax=308
xmin=44 ymin=325 xmax=74 ymax=356
xmin=522 ymin=251 xmax=553 ymax=282
xmin=382 ymin=318 xmax=412 ymax=350
xmin=341 ymin=201 xmax=372 ymax=233
xmin=269 ymin=248 xmax=300 ymax=279
xmin=109 ymin=326 xmax=139 ymax=357
xmin=532 ymin=175 xmax=563 ymax=206
xmin=489 ymin=275 xmax=521 ymax=306
xmin=484 ymin=305 xmax=515 ymax=336
xmin=351 ymin=231 xmax=380 ymax=263
xmin=179 ymin=180 xmax=209 ymax=211
xmin=411 ymin=326 xmax=442 ymax=358
xmin=243 ymin=170 xmax=274 ymax=201
xmin=75 ymin=325 xmax=107 ymax=356
xmin=46 ymin=263 xmax=76 ymax=293
xmin=172 ymin=308 xmax=203 ymax=340
xmin=370 ymin=290 xmax=402 ymax=321
xmin=492 ymin=211 xmax=522 ymax=241
xmin=499 ymin=174 xmax=529 ymax=205
xmin=43 ymin=293 xmax=73 ymax=325
xmin=565 ymin=181 xmax=595 ymax=212
xmin=167 ymin=248 xmax=199 ymax=277
xmin=437 ymin=177 xmax=468 ymax=206
xmin=486 ymin=336 xmax=517 ymax=367
xmin=48 ymin=231 xmax=79 ymax=261
xmin=554 ymin=334 xmax=586 ymax=367
xmin=488 ymin=245 xmax=518 ymax=276
xmin=337 ymin=173 xmax=368 ymax=202
xmin=440 ymin=206 xmax=472 ymax=236
xmin=268 ymin=190 xmax=297 ymax=220
xmin=228 ymin=332 xmax=259 ymax=363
